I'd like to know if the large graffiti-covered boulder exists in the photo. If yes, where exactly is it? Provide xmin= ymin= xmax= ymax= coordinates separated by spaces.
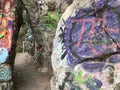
xmin=0 ymin=0 xmax=15 ymax=64
xmin=51 ymin=0 xmax=120 ymax=90
xmin=0 ymin=0 xmax=23 ymax=90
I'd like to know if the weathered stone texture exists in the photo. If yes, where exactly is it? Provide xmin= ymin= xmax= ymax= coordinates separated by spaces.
xmin=51 ymin=0 xmax=120 ymax=90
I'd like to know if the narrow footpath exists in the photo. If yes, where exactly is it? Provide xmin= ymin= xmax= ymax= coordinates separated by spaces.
xmin=14 ymin=53 xmax=51 ymax=90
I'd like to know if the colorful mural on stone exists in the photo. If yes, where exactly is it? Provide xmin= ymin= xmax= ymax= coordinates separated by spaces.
xmin=0 ymin=64 xmax=11 ymax=82
xmin=0 ymin=0 xmax=14 ymax=89
xmin=51 ymin=0 xmax=120 ymax=90
xmin=0 ymin=0 xmax=14 ymax=64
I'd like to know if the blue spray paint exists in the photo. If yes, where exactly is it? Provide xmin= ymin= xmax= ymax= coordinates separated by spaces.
xmin=86 ymin=78 xmax=102 ymax=90
xmin=0 ymin=48 xmax=8 ymax=64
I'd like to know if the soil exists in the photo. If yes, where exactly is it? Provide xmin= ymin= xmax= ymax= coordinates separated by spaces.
xmin=14 ymin=52 xmax=52 ymax=90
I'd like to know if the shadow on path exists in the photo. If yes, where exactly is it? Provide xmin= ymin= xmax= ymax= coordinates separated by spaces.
xmin=14 ymin=53 xmax=51 ymax=90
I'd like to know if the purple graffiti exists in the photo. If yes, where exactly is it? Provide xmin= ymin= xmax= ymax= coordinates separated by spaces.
xmin=62 ymin=0 xmax=120 ymax=66
xmin=86 ymin=78 xmax=102 ymax=90
xmin=81 ymin=62 xmax=105 ymax=72
xmin=109 ymin=54 xmax=120 ymax=64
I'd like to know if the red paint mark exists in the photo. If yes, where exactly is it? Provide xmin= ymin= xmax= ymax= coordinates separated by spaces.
xmin=3 ymin=0 xmax=13 ymax=14
xmin=102 ymin=44 xmax=116 ymax=49
xmin=108 ymin=28 xmax=119 ymax=33
xmin=76 ymin=20 xmax=85 ymax=47
xmin=117 ymin=43 xmax=120 ymax=48
xmin=0 ymin=38 xmax=9 ymax=48
xmin=89 ymin=44 xmax=98 ymax=55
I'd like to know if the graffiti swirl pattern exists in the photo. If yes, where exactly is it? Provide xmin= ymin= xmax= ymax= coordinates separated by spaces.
xmin=0 ymin=64 xmax=11 ymax=81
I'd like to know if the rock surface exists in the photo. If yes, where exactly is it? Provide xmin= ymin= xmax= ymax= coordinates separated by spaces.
xmin=51 ymin=0 xmax=120 ymax=90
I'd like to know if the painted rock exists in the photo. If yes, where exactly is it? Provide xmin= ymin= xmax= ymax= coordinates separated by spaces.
xmin=0 ymin=64 xmax=12 ymax=82
xmin=0 ymin=82 xmax=13 ymax=90
xmin=0 ymin=48 xmax=8 ymax=64
xmin=0 ymin=0 xmax=15 ymax=64
xmin=51 ymin=0 xmax=120 ymax=90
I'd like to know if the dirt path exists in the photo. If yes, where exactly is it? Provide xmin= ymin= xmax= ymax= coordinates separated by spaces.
xmin=14 ymin=53 xmax=51 ymax=90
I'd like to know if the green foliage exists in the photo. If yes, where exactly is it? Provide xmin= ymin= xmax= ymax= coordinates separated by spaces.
xmin=40 ymin=11 xmax=60 ymax=30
